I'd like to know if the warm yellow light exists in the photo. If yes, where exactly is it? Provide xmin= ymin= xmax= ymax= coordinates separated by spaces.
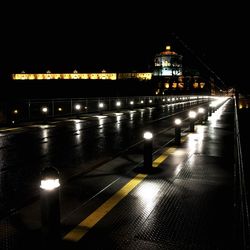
xmin=166 ymin=45 xmax=171 ymax=50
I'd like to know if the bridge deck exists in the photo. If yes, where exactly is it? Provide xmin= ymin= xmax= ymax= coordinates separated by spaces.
xmin=0 ymin=99 xmax=237 ymax=249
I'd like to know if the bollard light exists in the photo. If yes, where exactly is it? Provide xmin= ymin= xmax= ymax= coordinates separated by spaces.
xmin=98 ymin=102 xmax=104 ymax=114
xmin=189 ymin=111 xmax=196 ymax=132
xmin=98 ymin=102 xmax=104 ymax=108
xmin=189 ymin=110 xmax=197 ymax=119
xmin=198 ymin=107 xmax=205 ymax=123
xmin=75 ymin=104 xmax=81 ymax=111
xmin=40 ymin=167 xmax=61 ymax=244
xmin=42 ymin=107 xmax=48 ymax=113
xmin=143 ymin=131 xmax=153 ymax=171
xmin=143 ymin=131 xmax=153 ymax=140
xmin=41 ymin=107 xmax=48 ymax=123
xmin=198 ymin=108 xmax=205 ymax=114
xmin=174 ymin=118 xmax=182 ymax=145
xmin=174 ymin=118 xmax=182 ymax=126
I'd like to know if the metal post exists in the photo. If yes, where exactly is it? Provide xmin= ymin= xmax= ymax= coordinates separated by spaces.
xmin=40 ymin=167 xmax=61 ymax=245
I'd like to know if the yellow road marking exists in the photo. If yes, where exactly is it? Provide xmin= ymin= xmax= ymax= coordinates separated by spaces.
xmin=64 ymin=146 xmax=176 ymax=242
xmin=0 ymin=127 xmax=21 ymax=132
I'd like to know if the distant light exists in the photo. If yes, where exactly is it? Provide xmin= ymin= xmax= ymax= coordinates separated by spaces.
xmin=130 ymin=101 xmax=134 ymax=105
xmin=149 ymin=100 xmax=152 ymax=103
xmin=99 ymin=102 xmax=104 ymax=108
xmin=189 ymin=111 xmax=197 ymax=119
xmin=40 ymin=179 xmax=60 ymax=190
xmin=13 ymin=109 xmax=18 ymax=114
xmin=143 ymin=131 xmax=153 ymax=140
xmin=141 ymin=100 xmax=144 ymax=104
xmin=42 ymin=107 xmax=48 ymax=113
xmin=116 ymin=101 xmax=121 ymax=107
xmin=162 ymin=99 xmax=165 ymax=102
xmin=58 ymin=107 xmax=62 ymax=111
xmin=198 ymin=108 xmax=205 ymax=114
xmin=174 ymin=118 xmax=182 ymax=125
xmin=75 ymin=104 xmax=81 ymax=110
xmin=166 ymin=45 xmax=171 ymax=50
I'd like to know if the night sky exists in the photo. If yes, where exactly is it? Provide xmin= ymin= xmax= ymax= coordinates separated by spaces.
xmin=2 ymin=2 xmax=249 ymax=94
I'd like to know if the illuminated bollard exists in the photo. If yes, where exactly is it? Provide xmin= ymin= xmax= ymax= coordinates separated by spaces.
xmin=198 ymin=107 xmax=205 ymax=123
xmin=143 ymin=131 xmax=153 ymax=171
xmin=189 ymin=111 xmax=197 ymax=132
xmin=174 ymin=118 xmax=182 ymax=145
xmin=40 ymin=167 xmax=61 ymax=245
xmin=208 ymin=104 xmax=212 ymax=116
xmin=75 ymin=104 xmax=81 ymax=118
xmin=98 ymin=102 xmax=104 ymax=115
xmin=41 ymin=107 xmax=48 ymax=123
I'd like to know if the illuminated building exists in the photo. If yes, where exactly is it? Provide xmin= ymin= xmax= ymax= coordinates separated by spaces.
xmin=11 ymin=45 xmax=212 ymax=96
xmin=153 ymin=46 xmax=182 ymax=77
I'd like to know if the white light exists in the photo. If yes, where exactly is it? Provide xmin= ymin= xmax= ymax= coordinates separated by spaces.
xmin=13 ymin=109 xmax=18 ymax=114
xmin=162 ymin=99 xmax=165 ymax=102
xmin=75 ymin=104 xmax=81 ymax=110
xmin=130 ymin=101 xmax=134 ymax=105
xmin=198 ymin=108 xmax=205 ymax=114
xmin=40 ymin=179 xmax=60 ymax=190
xmin=174 ymin=118 xmax=182 ymax=125
xmin=189 ymin=111 xmax=197 ymax=119
xmin=42 ymin=107 xmax=48 ymax=113
xmin=143 ymin=131 xmax=153 ymax=140
xmin=149 ymin=100 xmax=152 ymax=103
xmin=58 ymin=107 xmax=62 ymax=111
xmin=116 ymin=101 xmax=121 ymax=107
xmin=99 ymin=103 xmax=104 ymax=108
xmin=141 ymin=100 xmax=144 ymax=104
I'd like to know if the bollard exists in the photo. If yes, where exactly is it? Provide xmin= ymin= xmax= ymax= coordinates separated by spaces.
xmin=98 ymin=102 xmax=104 ymax=115
xmin=198 ymin=107 xmax=205 ymax=124
xmin=41 ymin=107 xmax=48 ymax=123
xmin=189 ymin=111 xmax=197 ymax=132
xmin=174 ymin=118 xmax=182 ymax=145
xmin=143 ymin=131 xmax=153 ymax=171
xmin=40 ymin=167 xmax=61 ymax=245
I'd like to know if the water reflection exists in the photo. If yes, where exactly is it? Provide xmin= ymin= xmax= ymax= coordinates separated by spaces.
xmin=137 ymin=182 xmax=161 ymax=211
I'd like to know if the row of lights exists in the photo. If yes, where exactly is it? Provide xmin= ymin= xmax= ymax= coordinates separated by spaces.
xmin=13 ymin=97 xmax=198 ymax=114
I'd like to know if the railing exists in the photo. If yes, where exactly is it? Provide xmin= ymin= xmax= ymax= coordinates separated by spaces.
xmin=234 ymin=97 xmax=250 ymax=249
xmin=4 ymin=95 xmax=209 ymax=123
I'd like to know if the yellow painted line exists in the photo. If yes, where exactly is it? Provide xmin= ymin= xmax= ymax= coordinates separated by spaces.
xmin=63 ymin=146 xmax=176 ymax=242
xmin=152 ymin=147 xmax=176 ymax=167
xmin=0 ymin=127 xmax=21 ymax=132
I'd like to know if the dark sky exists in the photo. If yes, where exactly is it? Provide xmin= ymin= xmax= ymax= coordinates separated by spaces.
xmin=2 ymin=2 xmax=249 ymax=93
